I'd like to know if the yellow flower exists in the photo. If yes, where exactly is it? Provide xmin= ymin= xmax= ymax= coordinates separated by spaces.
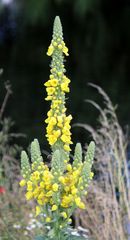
xmin=64 ymin=159 xmax=68 ymax=163
xmin=47 ymin=124 xmax=53 ymax=134
xmin=37 ymin=199 xmax=44 ymax=205
xmin=49 ymin=117 xmax=57 ymax=125
xmin=61 ymin=82 xmax=69 ymax=92
xmin=46 ymin=217 xmax=51 ymax=222
xmin=46 ymin=190 xmax=53 ymax=197
xmin=38 ymin=192 xmax=44 ymax=199
xmin=25 ymin=191 xmax=33 ymax=200
xmin=46 ymin=87 xmax=55 ymax=95
xmin=75 ymin=197 xmax=81 ymax=206
xmin=71 ymin=187 xmax=78 ymax=195
xmin=53 ymin=41 xmax=57 ymax=47
xmin=61 ymin=212 xmax=67 ymax=219
xmin=52 ymin=183 xmax=59 ymax=192
xmin=66 ymin=164 xmax=72 ymax=172
xmin=58 ymin=44 xmax=63 ymax=49
xmin=47 ymin=110 xmax=53 ymax=117
xmin=78 ymin=177 xmax=83 ymax=184
xmin=52 ymin=204 xmax=58 ymax=211
xmin=62 ymin=126 xmax=71 ymax=135
xmin=57 ymin=115 xmax=63 ymax=123
xmin=68 ymin=218 xmax=72 ymax=223
xmin=33 ymin=171 xmax=40 ymax=180
xmin=52 ymin=100 xmax=61 ymax=108
xmin=48 ymin=135 xmax=57 ymax=145
xmin=33 ymin=187 xmax=40 ymax=198
xmin=50 ymin=79 xmax=58 ymax=87
xmin=61 ymin=134 xmax=71 ymax=144
xmin=53 ymin=129 xmax=61 ymax=138
xmin=44 ymin=80 xmax=51 ymax=87
xmin=47 ymin=44 xmax=54 ymax=56
xmin=63 ymin=46 xmax=69 ymax=56
xmin=19 ymin=179 xmax=26 ymax=187
xmin=57 ymin=123 xmax=63 ymax=128
xmin=73 ymin=169 xmax=81 ymax=178
xmin=45 ymin=96 xmax=53 ymax=101
xmin=84 ymin=191 xmax=88 ymax=196
xmin=78 ymin=202 xmax=85 ymax=209
xmin=90 ymin=172 xmax=94 ymax=179
xmin=40 ymin=181 xmax=45 ymax=188
xmin=75 ymin=197 xmax=85 ymax=209
xmin=65 ymin=115 xmax=72 ymax=122
xmin=64 ymin=186 xmax=70 ymax=192
xmin=63 ymin=76 xmax=70 ymax=83
xmin=43 ymin=169 xmax=50 ymax=177
xmin=45 ymin=183 xmax=52 ymax=191
xmin=64 ymin=144 xmax=71 ymax=152
xmin=27 ymin=181 xmax=33 ymax=191
xmin=61 ymin=195 xmax=73 ymax=208
xmin=36 ymin=206 xmax=41 ymax=216
xmin=59 ymin=176 xmax=65 ymax=184
xmin=57 ymin=71 xmax=62 ymax=76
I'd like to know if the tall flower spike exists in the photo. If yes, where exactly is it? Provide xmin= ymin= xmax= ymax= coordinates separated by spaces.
xmin=80 ymin=141 xmax=95 ymax=189
xmin=73 ymin=143 xmax=83 ymax=168
xmin=31 ymin=139 xmax=42 ymax=162
xmin=45 ymin=16 xmax=72 ymax=155
xmin=19 ymin=16 xmax=95 ymax=239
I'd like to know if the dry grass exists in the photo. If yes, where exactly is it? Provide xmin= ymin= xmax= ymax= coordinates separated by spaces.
xmin=75 ymin=83 xmax=130 ymax=240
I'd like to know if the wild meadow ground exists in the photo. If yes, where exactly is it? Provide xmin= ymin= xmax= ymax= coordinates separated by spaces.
xmin=0 ymin=183 xmax=44 ymax=240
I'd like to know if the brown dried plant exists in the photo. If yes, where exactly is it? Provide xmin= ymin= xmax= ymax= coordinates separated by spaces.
xmin=75 ymin=83 xmax=130 ymax=240
xmin=0 ymin=76 xmax=32 ymax=240
xmin=0 ymin=78 xmax=25 ymax=187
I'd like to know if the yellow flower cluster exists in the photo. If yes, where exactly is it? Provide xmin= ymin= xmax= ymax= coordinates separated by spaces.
xmin=45 ymin=16 xmax=72 ymax=152
xmin=47 ymin=40 xmax=69 ymax=57
xmin=20 ymin=156 xmax=92 ymax=221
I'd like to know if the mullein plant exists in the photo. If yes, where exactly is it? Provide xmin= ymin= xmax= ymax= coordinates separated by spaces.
xmin=20 ymin=16 xmax=95 ymax=240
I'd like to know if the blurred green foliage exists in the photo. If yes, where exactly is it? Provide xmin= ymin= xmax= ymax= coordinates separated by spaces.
xmin=0 ymin=0 xmax=130 ymax=149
